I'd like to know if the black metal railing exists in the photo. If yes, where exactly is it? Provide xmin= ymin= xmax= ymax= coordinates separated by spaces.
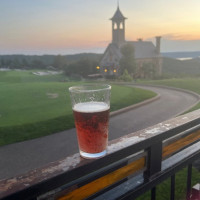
xmin=1 ymin=109 xmax=200 ymax=200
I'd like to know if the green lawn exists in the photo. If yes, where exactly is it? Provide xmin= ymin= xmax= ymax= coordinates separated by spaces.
xmin=0 ymin=70 xmax=66 ymax=83
xmin=0 ymin=70 xmax=156 ymax=146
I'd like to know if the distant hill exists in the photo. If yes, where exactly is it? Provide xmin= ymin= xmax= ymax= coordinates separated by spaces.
xmin=162 ymin=57 xmax=200 ymax=76
xmin=65 ymin=53 xmax=102 ymax=63
xmin=162 ymin=51 xmax=200 ymax=59
xmin=0 ymin=53 xmax=103 ymax=69
xmin=0 ymin=53 xmax=102 ymax=64
xmin=1 ymin=52 xmax=200 ymax=77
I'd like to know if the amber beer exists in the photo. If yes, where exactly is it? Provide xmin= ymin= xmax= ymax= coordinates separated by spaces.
xmin=69 ymin=84 xmax=111 ymax=159
xmin=73 ymin=102 xmax=110 ymax=157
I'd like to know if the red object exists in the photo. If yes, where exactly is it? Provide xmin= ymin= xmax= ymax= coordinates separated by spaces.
xmin=73 ymin=108 xmax=109 ymax=153
xmin=190 ymin=183 xmax=200 ymax=200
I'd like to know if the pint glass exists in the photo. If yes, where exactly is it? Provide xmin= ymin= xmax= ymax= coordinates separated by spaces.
xmin=69 ymin=84 xmax=111 ymax=159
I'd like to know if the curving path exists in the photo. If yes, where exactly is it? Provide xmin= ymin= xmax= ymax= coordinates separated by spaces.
xmin=0 ymin=85 xmax=199 ymax=180
xmin=109 ymin=85 xmax=199 ymax=140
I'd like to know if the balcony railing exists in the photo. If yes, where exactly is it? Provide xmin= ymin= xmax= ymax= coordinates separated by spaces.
xmin=1 ymin=109 xmax=200 ymax=200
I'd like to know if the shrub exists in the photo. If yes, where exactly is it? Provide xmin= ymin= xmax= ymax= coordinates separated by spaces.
xmin=119 ymin=69 xmax=133 ymax=82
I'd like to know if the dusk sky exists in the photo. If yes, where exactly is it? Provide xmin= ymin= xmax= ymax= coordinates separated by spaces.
xmin=1 ymin=0 xmax=200 ymax=55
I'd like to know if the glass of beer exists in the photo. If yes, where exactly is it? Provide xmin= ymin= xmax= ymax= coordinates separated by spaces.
xmin=69 ymin=84 xmax=111 ymax=159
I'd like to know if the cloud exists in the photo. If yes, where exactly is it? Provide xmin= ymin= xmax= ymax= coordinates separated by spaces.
xmin=147 ymin=33 xmax=200 ymax=41
xmin=145 ymin=34 xmax=200 ymax=52
xmin=161 ymin=33 xmax=195 ymax=40
xmin=97 ymin=40 xmax=110 ymax=44
xmin=161 ymin=38 xmax=200 ymax=52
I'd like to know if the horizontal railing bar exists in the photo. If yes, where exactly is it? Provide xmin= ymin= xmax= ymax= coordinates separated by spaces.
xmin=62 ymin=152 xmax=146 ymax=189
xmin=101 ymin=113 xmax=200 ymax=169
xmin=94 ymin=142 xmax=200 ymax=200
xmin=155 ymin=118 xmax=200 ymax=144
xmin=1 ymin=152 xmax=146 ymax=200
xmin=89 ymin=174 xmax=144 ymax=200
xmin=57 ymin=157 xmax=145 ymax=200
xmin=162 ymin=141 xmax=200 ymax=171
xmin=163 ymin=131 xmax=200 ymax=159
xmin=2 ymin=109 xmax=200 ymax=200
xmin=1 ymin=133 xmax=199 ymax=200
xmin=163 ymin=124 xmax=200 ymax=147
xmin=57 ymin=151 xmax=146 ymax=193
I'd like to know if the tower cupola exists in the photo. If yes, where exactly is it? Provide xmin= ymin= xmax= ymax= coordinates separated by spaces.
xmin=110 ymin=5 xmax=127 ymax=46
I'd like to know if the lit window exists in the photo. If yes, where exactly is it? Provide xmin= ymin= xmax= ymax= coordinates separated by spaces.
xmin=113 ymin=69 xmax=117 ymax=73
xmin=104 ymin=69 xmax=107 ymax=72
xmin=96 ymin=66 xmax=100 ymax=69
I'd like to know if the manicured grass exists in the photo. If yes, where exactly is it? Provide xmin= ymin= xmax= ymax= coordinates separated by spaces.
xmin=0 ymin=70 xmax=156 ymax=146
xmin=0 ymin=70 xmax=66 ymax=83
xmin=0 ymin=82 xmax=155 ymax=127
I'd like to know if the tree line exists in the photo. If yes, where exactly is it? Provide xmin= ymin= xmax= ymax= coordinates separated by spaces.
xmin=0 ymin=54 xmax=101 ymax=77
xmin=119 ymin=43 xmax=158 ymax=80
xmin=0 ymin=47 xmax=160 ymax=80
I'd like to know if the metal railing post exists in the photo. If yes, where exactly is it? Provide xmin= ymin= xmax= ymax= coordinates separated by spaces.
xmin=144 ymin=142 xmax=162 ymax=180
xmin=186 ymin=164 xmax=192 ymax=200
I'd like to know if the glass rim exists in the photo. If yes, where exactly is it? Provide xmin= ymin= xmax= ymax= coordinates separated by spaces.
xmin=69 ymin=84 xmax=111 ymax=93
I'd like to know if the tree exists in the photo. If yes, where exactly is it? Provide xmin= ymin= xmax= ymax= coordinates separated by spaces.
xmin=119 ymin=43 xmax=136 ymax=75
xmin=53 ymin=55 xmax=67 ymax=70
xmin=64 ymin=58 xmax=98 ymax=78
xmin=31 ymin=59 xmax=45 ymax=69
xmin=5 ymin=59 xmax=12 ymax=68
xmin=21 ymin=58 xmax=29 ymax=68
xmin=0 ymin=59 xmax=5 ymax=67
xmin=10 ymin=58 xmax=21 ymax=69
xmin=119 ymin=69 xmax=133 ymax=82
xmin=142 ymin=63 xmax=156 ymax=79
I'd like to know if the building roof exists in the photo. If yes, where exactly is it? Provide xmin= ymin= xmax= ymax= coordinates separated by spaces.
xmin=100 ymin=41 xmax=160 ymax=67
xmin=127 ymin=41 xmax=160 ymax=59
xmin=99 ymin=43 xmax=122 ymax=66
xmin=110 ymin=6 xmax=127 ymax=21
xmin=108 ymin=43 xmax=122 ymax=58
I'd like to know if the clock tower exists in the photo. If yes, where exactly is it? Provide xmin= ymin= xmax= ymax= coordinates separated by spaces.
xmin=110 ymin=5 xmax=127 ymax=47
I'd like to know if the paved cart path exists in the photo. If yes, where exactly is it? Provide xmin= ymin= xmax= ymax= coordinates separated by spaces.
xmin=0 ymin=85 xmax=199 ymax=180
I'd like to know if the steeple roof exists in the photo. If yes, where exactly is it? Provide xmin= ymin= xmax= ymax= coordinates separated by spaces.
xmin=110 ymin=6 xmax=127 ymax=21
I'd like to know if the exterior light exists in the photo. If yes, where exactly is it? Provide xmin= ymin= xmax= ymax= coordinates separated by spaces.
xmin=104 ymin=69 xmax=107 ymax=72
xmin=96 ymin=66 xmax=100 ymax=69
xmin=113 ymin=69 xmax=117 ymax=73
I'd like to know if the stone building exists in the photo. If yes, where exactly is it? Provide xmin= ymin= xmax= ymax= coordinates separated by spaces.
xmin=99 ymin=6 xmax=162 ymax=78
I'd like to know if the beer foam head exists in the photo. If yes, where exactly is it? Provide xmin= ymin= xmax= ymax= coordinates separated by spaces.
xmin=73 ymin=102 xmax=109 ymax=113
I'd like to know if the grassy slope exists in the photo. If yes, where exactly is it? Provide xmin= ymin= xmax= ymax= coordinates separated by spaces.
xmin=0 ymin=70 xmax=156 ymax=146
xmin=162 ymin=57 xmax=200 ymax=77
